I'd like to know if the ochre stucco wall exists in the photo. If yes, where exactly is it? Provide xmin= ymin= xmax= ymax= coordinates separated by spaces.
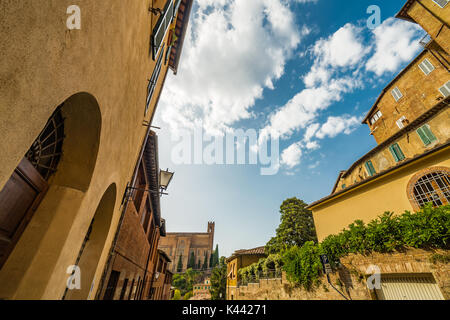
xmin=366 ymin=51 xmax=450 ymax=145
xmin=0 ymin=0 xmax=176 ymax=299
xmin=312 ymin=146 xmax=450 ymax=242
xmin=337 ymin=109 xmax=450 ymax=191
xmin=408 ymin=0 xmax=450 ymax=54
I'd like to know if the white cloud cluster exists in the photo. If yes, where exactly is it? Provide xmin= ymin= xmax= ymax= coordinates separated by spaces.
xmin=275 ymin=19 xmax=422 ymax=170
xmin=159 ymin=2 xmax=423 ymax=172
xmin=366 ymin=18 xmax=422 ymax=76
xmin=159 ymin=0 xmax=304 ymax=135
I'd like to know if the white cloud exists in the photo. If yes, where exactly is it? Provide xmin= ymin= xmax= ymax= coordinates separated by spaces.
xmin=315 ymin=115 xmax=361 ymax=139
xmin=281 ymin=142 xmax=303 ymax=168
xmin=304 ymin=23 xmax=369 ymax=88
xmin=159 ymin=0 xmax=306 ymax=134
xmin=366 ymin=18 xmax=422 ymax=76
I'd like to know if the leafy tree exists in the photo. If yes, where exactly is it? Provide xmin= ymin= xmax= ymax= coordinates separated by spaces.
xmin=177 ymin=255 xmax=183 ymax=272
xmin=210 ymin=257 xmax=227 ymax=300
xmin=266 ymin=197 xmax=318 ymax=254
xmin=172 ymin=289 xmax=181 ymax=300
xmin=171 ymin=268 xmax=202 ymax=296
xmin=187 ymin=252 xmax=196 ymax=269
xmin=183 ymin=291 xmax=193 ymax=300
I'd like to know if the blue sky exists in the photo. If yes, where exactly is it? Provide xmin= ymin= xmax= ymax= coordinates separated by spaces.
xmin=154 ymin=0 xmax=424 ymax=257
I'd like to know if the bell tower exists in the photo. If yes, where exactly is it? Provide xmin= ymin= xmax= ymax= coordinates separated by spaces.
xmin=207 ymin=221 xmax=215 ymax=253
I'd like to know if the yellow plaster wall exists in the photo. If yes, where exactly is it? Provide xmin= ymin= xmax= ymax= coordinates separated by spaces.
xmin=0 ymin=0 xmax=178 ymax=299
xmin=313 ymin=146 xmax=450 ymax=241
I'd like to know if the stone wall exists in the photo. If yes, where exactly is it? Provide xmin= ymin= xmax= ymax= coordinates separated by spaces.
xmin=230 ymin=248 xmax=449 ymax=300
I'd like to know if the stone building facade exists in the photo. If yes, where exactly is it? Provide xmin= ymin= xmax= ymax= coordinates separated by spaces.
xmin=158 ymin=222 xmax=215 ymax=273
xmin=226 ymin=246 xmax=267 ymax=300
xmin=0 ymin=0 xmax=192 ymax=299
xmin=308 ymin=0 xmax=450 ymax=241
xmin=231 ymin=249 xmax=449 ymax=300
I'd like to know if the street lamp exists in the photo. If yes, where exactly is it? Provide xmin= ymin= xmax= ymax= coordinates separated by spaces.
xmin=159 ymin=168 xmax=174 ymax=191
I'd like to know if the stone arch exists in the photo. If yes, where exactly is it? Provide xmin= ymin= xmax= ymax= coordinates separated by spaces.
xmin=0 ymin=92 xmax=102 ymax=299
xmin=406 ymin=166 xmax=450 ymax=211
xmin=64 ymin=183 xmax=117 ymax=300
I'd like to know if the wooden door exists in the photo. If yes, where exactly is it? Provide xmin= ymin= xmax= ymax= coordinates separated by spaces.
xmin=0 ymin=158 xmax=48 ymax=269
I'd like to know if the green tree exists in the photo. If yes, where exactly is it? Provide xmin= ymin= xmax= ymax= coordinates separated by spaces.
xmin=213 ymin=245 xmax=219 ymax=267
xmin=177 ymin=255 xmax=183 ymax=272
xmin=202 ymin=252 xmax=209 ymax=270
xmin=210 ymin=257 xmax=227 ymax=300
xmin=172 ymin=289 xmax=181 ymax=300
xmin=187 ymin=252 xmax=196 ymax=269
xmin=266 ymin=197 xmax=318 ymax=254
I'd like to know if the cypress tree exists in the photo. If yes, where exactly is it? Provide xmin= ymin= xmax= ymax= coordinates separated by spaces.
xmin=187 ymin=252 xmax=195 ymax=269
xmin=177 ymin=255 xmax=183 ymax=272
xmin=202 ymin=252 xmax=209 ymax=270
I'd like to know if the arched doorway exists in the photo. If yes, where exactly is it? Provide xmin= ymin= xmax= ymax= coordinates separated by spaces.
xmin=0 ymin=92 xmax=102 ymax=299
xmin=407 ymin=167 xmax=450 ymax=211
xmin=63 ymin=183 xmax=117 ymax=300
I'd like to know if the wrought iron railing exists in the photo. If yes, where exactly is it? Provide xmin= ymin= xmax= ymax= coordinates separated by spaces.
xmin=238 ymin=269 xmax=282 ymax=287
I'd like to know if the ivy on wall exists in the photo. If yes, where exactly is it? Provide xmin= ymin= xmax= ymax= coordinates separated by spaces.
xmin=241 ymin=205 xmax=449 ymax=290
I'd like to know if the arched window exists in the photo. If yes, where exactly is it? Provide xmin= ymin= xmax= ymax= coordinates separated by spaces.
xmin=408 ymin=167 xmax=450 ymax=210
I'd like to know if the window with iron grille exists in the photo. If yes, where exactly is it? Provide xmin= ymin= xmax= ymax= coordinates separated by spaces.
xmin=151 ymin=0 xmax=174 ymax=60
xmin=411 ymin=171 xmax=450 ymax=209
xmin=146 ymin=49 xmax=164 ymax=114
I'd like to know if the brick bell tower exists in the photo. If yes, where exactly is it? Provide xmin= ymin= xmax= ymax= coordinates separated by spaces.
xmin=207 ymin=221 xmax=215 ymax=253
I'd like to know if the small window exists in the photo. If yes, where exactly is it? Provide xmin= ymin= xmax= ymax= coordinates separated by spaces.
xmin=432 ymin=0 xmax=449 ymax=8
xmin=396 ymin=116 xmax=407 ymax=129
xmin=370 ymin=110 xmax=382 ymax=125
xmin=391 ymin=87 xmax=403 ymax=102
xmin=416 ymin=124 xmax=437 ymax=146
xmin=418 ymin=58 xmax=435 ymax=75
xmin=389 ymin=143 xmax=406 ymax=163
xmin=365 ymin=160 xmax=376 ymax=177
xmin=151 ymin=0 xmax=175 ymax=60
xmin=342 ymin=184 xmax=346 ymax=189
xmin=438 ymin=81 xmax=450 ymax=98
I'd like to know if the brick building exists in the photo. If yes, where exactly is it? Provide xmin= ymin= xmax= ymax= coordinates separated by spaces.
xmin=158 ymin=222 xmax=215 ymax=273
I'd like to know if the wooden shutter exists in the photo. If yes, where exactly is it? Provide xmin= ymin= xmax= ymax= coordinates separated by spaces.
xmin=390 ymin=143 xmax=405 ymax=162
xmin=417 ymin=125 xmax=437 ymax=146
xmin=0 ymin=158 xmax=48 ymax=269
xmin=365 ymin=160 xmax=376 ymax=177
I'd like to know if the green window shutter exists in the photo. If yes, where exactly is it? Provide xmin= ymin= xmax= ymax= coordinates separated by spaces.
xmin=365 ymin=160 xmax=376 ymax=176
xmin=390 ymin=143 xmax=405 ymax=162
xmin=417 ymin=127 xmax=430 ymax=145
xmin=422 ymin=125 xmax=437 ymax=144
xmin=417 ymin=125 xmax=436 ymax=146
xmin=389 ymin=145 xmax=399 ymax=162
